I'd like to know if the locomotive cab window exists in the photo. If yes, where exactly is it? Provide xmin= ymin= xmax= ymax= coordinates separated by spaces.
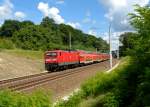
xmin=46 ymin=52 xmax=57 ymax=57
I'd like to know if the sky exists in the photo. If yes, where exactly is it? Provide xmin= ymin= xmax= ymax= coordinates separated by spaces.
xmin=0 ymin=0 xmax=149 ymax=50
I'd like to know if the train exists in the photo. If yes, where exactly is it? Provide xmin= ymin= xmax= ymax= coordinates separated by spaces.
xmin=44 ymin=50 xmax=110 ymax=71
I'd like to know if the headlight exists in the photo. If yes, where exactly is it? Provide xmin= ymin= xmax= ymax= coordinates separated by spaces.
xmin=46 ymin=59 xmax=57 ymax=61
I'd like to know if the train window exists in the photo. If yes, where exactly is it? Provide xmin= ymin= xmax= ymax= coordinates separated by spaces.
xmin=46 ymin=52 xmax=57 ymax=57
xmin=60 ymin=52 xmax=61 ymax=56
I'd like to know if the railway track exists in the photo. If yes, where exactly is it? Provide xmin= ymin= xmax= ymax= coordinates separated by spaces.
xmin=0 ymin=62 xmax=107 ymax=92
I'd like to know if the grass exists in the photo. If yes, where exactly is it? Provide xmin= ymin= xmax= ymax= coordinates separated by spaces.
xmin=54 ymin=57 xmax=131 ymax=107
xmin=81 ymin=57 xmax=130 ymax=97
xmin=0 ymin=90 xmax=51 ymax=107
xmin=1 ymin=49 xmax=44 ymax=60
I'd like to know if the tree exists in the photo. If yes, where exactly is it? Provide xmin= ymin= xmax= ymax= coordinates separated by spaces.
xmin=119 ymin=32 xmax=138 ymax=56
xmin=0 ymin=20 xmax=21 ymax=37
xmin=12 ymin=25 xmax=63 ymax=50
xmin=40 ymin=17 xmax=57 ymax=30
xmin=21 ymin=20 xmax=34 ymax=28
xmin=129 ymin=5 xmax=150 ymax=66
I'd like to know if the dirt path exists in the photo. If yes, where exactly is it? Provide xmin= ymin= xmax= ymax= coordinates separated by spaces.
xmin=0 ymin=52 xmax=45 ymax=80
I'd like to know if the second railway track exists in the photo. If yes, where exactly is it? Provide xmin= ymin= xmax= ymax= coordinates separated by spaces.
xmin=0 ymin=62 xmax=107 ymax=92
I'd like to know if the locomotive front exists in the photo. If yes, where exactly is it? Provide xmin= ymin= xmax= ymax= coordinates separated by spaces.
xmin=45 ymin=51 xmax=58 ymax=71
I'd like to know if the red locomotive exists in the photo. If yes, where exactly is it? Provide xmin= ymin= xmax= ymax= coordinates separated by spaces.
xmin=44 ymin=50 xmax=109 ymax=71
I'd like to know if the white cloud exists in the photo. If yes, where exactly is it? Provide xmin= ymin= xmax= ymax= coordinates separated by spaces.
xmin=56 ymin=0 xmax=65 ymax=4
xmin=99 ymin=0 xmax=149 ymax=31
xmin=0 ymin=0 xmax=13 ymax=20
xmin=67 ymin=22 xmax=81 ymax=28
xmin=0 ymin=0 xmax=27 ymax=24
xmin=101 ymin=32 xmax=125 ymax=50
xmin=38 ymin=2 xmax=65 ymax=24
xmin=88 ymin=30 xmax=97 ymax=36
xmin=14 ymin=11 xmax=26 ymax=19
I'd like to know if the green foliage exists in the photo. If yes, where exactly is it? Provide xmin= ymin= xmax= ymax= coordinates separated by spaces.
xmin=0 ymin=17 xmax=108 ymax=51
xmin=21 ymin=20 xmax=34 ymax=28
xmin=0 ymin=20 xmax=34 ymax=38
xmin=12 ymin=25 xmax=63 ymax=50
xmin=78 ymin=95 xmax=104 ymax=107
xmin=55 ymin=91 xmax=84 ymax=107
xmin=0 ymin=20 xmax=21 ymax=37
xmin=0 ymin=38 xmax=15 ymax=49
xmin=40 ymin=16 xmax=56 ymax=30
xmin=79 ymin=93 xmax=118 ymax=107
xmin=81 ymin=72 xmax=116 ymax=97
xmin=79 ymin=94 xmax=118 ymax=107
xmin=129 ymin=5 xmax=150 ymax=66
xmin=0 ymin=90 xmax=51 ymax=107
xmin=119 ymin=32 xmax=138 ymax=56
xmin=101 ymin=93 xmax=119 ymax=107
xmin=130 ymin=67 xmax=150 ymax=107
xmin=81 ymin=57 xmax=134 ymax=107
xmin=112 ymin=5 xmax=150 ymax=107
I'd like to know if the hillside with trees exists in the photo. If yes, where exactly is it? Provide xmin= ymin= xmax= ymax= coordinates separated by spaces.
xmin=0 ymin=17 xmax=108 ymax=52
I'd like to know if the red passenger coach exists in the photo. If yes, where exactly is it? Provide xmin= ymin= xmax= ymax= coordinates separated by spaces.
xmin=45 ymin=50 xmax=79 ymax=71
xmin=78 ymin=51 xmax=93 ymax=64
xmin=101 ymin=53 xmax=110 ymax=60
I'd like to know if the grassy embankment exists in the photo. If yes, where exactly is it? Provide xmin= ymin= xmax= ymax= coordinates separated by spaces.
xmin=55 ymin=57 xmax=132 ymax=107
xmin=0 ymin=38 xmax=44 ymax=60
xmin=2 ymin=49 xmax=44 ymax=60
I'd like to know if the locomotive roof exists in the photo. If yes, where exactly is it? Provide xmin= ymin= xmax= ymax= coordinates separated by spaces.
xmin=46 ymin=50 xmax=78 ymax=53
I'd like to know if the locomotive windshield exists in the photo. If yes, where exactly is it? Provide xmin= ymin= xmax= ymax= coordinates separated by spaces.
xmin=46 ymin=52 xmax=57 ymax=57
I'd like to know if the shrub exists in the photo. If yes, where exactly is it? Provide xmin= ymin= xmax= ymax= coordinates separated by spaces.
xmin=102 ymin=92 xmax=119 ymax=107
xmin=79 ymin=93 xmax=119 ymax=107
xmin=81 ymin=72 xmax=117 ymax=97
xmin=0 ymin=90 xmax=51 ymax=107
xmin=55 ymin=91 xmax=84 ymax=107
xmin=0 ymin=38 xmax=15 ymax=49
xmin=81 ymin=57 xmax=131 ymax=98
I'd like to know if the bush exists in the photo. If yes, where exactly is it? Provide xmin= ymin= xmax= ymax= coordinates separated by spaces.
xmin=0 ymin=38 xmax=15 ymax=49
xmin=81 ymin=72 xmax=117 ymax=97
xmin=55 ymin=91 xmax=84 ymax=107
xmin=79 ymin=93 xmax=119 ymax=107
xmin=102 ymin=92 xmax=119 ymax=107
xmin=0 ymin=90 xmax=51 ymax=107
xmin=81 ymin=57 xmax=131 ymax=98
xmin=130 ymin=67 xmax=150 ymax=107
